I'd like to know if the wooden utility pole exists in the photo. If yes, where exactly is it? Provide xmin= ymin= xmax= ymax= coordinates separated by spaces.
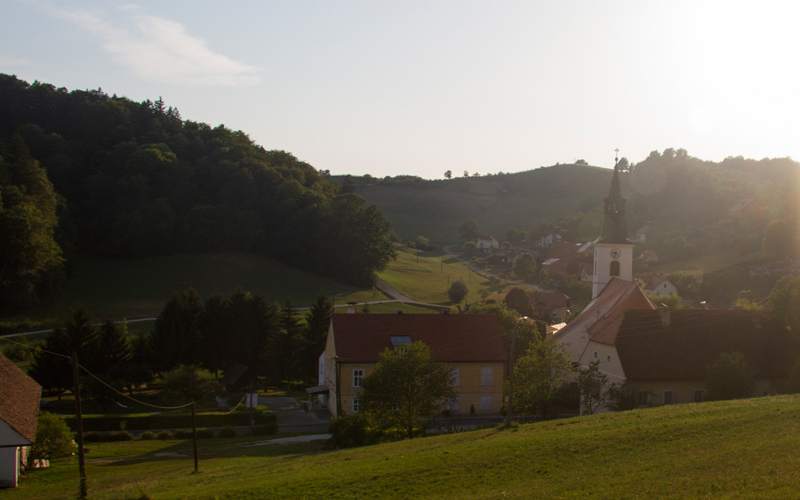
xmin=191 ymin=402 xmax=199 ymax=472
xmin=71 ymin=352 xmax=87 ymax=500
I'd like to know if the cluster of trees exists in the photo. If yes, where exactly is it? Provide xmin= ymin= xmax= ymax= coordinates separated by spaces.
xmin=28 ymin=288 xmax=335 ymax=402
xmin=0 ymin=75 xmax=397 ymax=313
xmin=0 ymin=139 xmax=69 ymax=313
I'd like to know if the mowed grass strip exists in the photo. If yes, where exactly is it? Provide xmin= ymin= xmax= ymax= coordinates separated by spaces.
xmin=379 ymin=247 xmax=502 ymax=305
xmin=12 ymin=395 xmax=800 ymax=499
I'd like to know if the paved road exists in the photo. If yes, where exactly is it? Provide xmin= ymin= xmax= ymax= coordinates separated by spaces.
xmin=259 ymin=396 xmax=329 ymax=433
xmin=375 ymin=279 xmax=446 ymax=311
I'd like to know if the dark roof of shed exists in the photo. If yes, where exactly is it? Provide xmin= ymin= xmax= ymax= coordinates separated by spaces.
xmin=0 ymin=353 xmax=41 ymax=444
xmin=616 ymin=310 xmax=800 ymax=380
xmin=527 ymin=291 xmax=570 ymax=310
xmin=331 ymin=314 xmax=507 ymax=363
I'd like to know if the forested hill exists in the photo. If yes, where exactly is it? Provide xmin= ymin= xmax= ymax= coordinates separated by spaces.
xmin=0 ymin=74 xmax=395 ymax=313
xmin=348 ymin=150 xmax=800 ymax=257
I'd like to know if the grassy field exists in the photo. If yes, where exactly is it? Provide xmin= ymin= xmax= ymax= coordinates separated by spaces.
xmin=3 ymin=252 xmax=390 ymax=329
xmin=379 ymin=246 xmax=507 ymax=305
xmin=10 ymin=395 xmax=800 ymax=499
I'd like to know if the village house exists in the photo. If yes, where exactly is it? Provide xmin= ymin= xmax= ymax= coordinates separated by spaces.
xmin=616 ymin=309 xmax=799 ymax=406
xmin=541 ymin=258 xmax=565 ymax=276
xmin=540 ymin=232 xmax=563 ymax=248
xmin=637 ymin=274 xmax=679 ymax=297
xmin=634 ymin=224 xmax=649 ymax=244
xmin=634 ymin=250 xmax=659 ymax=263
xmin=526 ymin=291 xmax=571 ymax=324
xmin=475 ymin=234 xmax=499 ymax=254
xmin=318 ymin=313 xmax=507 ymax=418
xmin=0 ymin=354 xmax=41 ymax=488
xmin=495 ymin=247 xmax=525 ymax=264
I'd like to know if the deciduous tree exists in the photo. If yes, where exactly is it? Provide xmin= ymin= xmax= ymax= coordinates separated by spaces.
xmin=359 ymin=342 xmax=455 ymax=439
xmin=448 ymin=279 xmax=468 ymax=304
xmin=459 ymin=220 xmax=480 ymax=240
xmin=514 ymin=336 xmax=573 ymax=420
xmin=578 ymin=360 xmax=608 ymax=415
xmin=705 ymin=351 xmax=755 ymax=401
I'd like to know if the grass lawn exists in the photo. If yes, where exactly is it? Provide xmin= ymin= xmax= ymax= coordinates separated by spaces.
xmin=12 ymin=395 xmax=800 ymax=499
xmin=2 ymin=252 xmax=388 ymax=330
xmin=379 ymin=246 xmax=506 ymax=305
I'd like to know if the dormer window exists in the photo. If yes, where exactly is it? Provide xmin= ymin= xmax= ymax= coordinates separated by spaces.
xmin=390 ymin=335 xmax=412 ymax=353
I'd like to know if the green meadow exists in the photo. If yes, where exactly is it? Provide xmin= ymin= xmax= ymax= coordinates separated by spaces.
xmin=10 ymin=395 xmax=800 ymax=499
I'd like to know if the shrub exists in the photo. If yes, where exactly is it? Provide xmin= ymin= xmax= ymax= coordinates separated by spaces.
xmin=174 ymin=429 xmax=193 ymax=439
xmin=706 ymin=351 xmax=756 ymax=401
xmin=27 ymin=412 xmax=76 ymax=467
xmin=157 ymin=431 xmax=174 ymax=440
xmin=196 ymin=428 xmax=214 ymax=439
xmin=217 ymin=427 xmax=237 ymax=438
xmin=327 ymin=414 xmax=383 ymax=449
xmin=84 ymin=431 xmax=104 ymax=442
xmin=139 ymin=431 xmax=157 ymax=440
xmin=105 ymin=431 xmax=134 ymax=442
xmin=253 ymin=423 xmax=279 ymax=436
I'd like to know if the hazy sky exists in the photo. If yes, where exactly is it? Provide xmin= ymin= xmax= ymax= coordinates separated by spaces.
xmin=2 ymin=1 xmax=798 ymax=178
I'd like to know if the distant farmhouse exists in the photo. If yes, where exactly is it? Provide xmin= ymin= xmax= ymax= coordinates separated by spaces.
xmin=476 ymin=234 xmax=499 ymax=254
xmin=637 ymin=274 xmax=678 ymax=297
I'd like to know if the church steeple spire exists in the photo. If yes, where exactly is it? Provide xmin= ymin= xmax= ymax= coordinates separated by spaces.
xmin=597 ymin=154 xmax=630 ymax=244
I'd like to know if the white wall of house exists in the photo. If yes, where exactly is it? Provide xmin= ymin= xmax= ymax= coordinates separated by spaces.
xmin=648 ymin=280 xmax=679 ymax=297
xmin=0 ymin=420 xmax=31 ymax=488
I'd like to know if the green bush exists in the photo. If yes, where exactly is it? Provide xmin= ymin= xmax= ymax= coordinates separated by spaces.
xmin=157 ymin=431 xmax=174 ymax=440
xmin=139 ymin=431 xmax=157 ymax=440
xmin=174 ymin=429 xmax=193 ymax=439
xmin=326 ymin=414 xmax=384 ymax=449
xmin=252 ymin=423 xmax=279 ymax=436
xmin=196 ymin=428 xmax=214 ymax=439
xmin=254 ymin=412 xmax=278 ymax=425
xmin=84 ymin=431 xmax=133 ymax=442
xmin=217 ymin=427 xmax=237 ymax=438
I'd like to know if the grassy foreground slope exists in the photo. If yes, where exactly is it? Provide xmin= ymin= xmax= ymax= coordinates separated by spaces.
xmin=13 ymin=395 xmax=800 ymax=499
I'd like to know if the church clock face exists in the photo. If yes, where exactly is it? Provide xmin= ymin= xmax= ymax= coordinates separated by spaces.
xmin=610 ymin=248 xmax=621 ymax=259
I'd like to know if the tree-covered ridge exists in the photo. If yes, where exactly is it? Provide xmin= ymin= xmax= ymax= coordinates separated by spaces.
xmin=0 ymin=74 xmax=396 ymax=291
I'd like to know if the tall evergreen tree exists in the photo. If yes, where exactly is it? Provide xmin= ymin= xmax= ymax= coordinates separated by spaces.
xmin=274 ymin=299 xmax=303 ymax=390
xmin=200 ymin=293 xmax=231 ymax=378
xmin=302 ymin=290 xmax=334 ymax=380
xmin=148 ymin=289 xmax=203 ymax=373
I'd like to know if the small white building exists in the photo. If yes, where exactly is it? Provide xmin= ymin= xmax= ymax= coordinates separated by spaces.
xmin=0 ymin=354 xmax=41 ymax=488
xmin=476 ymin=234 xmax=499 ymax=254
xmin=540 ymin=232 xmax=563 ymax=248
xmin=634 ymin=250 xmax=659 ymax=263
xmin=634 ymin=225 xmax=649 ymax=244
xmin=638 ymin=274 xmax=679 ymax=297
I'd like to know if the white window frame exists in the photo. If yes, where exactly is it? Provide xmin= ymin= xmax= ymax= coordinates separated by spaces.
xmin=480 ymin=396 xmax=492 ymax=410
xmin=481 ymin=367 xmax=493 ymax=387
xmin=451 ymin=367 xmax=460 ymax=387
xmin=663 ymin=390 xmax=675 ymax=405
xmin=352 ymin=398 xmax=361 ymax=413
xmin=352 ymin=368 xmax=364 ymax=388
xmin=637 ymin=391 xmax=650 ymax=406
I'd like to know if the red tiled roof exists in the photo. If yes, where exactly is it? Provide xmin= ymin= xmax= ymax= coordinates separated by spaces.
xmin=527 ymin=291 xmax=570 ymax=310
xmin=331 ymin=314 xmax=507 ymax=363
xmin=553 ymin=278 xmax=655 ymax=345
xmin=616 ymin=310 xmax=799 ymax=380
xmin=0 ymin=353 xmax=41 ymax=444
xmin=639 ymin=274 xmax=669 ymax=291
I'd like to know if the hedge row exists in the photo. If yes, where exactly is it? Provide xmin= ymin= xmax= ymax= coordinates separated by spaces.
xmin=63 ymin=411 xmax=277 ymax=432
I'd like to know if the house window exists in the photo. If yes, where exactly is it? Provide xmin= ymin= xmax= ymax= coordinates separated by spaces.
xmin=352 ymin=369 xmax=364 ymax=388
xmin=663 ymin=390 xmax=675 ymax=405
xmin=607 ymin=355 xmax=612 ymax=363
xmin=352 ymin=399 xmax=361 ymax=413
xmin=610 ymin=261 xmax=621 ymax=277
xmin=481 ymin=367 xmax=493 ymax=387
xmin=390 ymin=335 xmax=412 ymax=354
xmin=594 ymin=351 xmax=598 ymax=359
xmin=450 ymin=367 xmax=460 ymax=387
xmin=637 ymin=391 xmax=650 ymax=406
xmin=693 ymin=389 xmax=705 ymax=403
xmin=480 ymin=396 xmax=492 ymax=410
xmin=446 ymin=397 xmax=460 ymax=411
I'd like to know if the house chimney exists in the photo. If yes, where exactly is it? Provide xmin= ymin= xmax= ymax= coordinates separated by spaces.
xmin=397 ymin=310 xmax=403 ymax=314
xmin=347 ymin=302 xmax=357 ymax=314
xmin=658 ymin=305 xmax=671 ymax=327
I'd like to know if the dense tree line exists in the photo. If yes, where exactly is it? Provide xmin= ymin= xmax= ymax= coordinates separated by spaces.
xmin=0 ymin=75 xmax=396 ymax=308
xmin=28 ymin=288 xmax=334 ymax=401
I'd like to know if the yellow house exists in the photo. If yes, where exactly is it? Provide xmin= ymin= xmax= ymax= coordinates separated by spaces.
xmin=319 ymin=313 xmax=507 ymax=418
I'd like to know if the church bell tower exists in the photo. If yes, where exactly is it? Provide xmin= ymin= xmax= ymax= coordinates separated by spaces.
xmin=592 ymin=152 xmax=634 ymax=299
